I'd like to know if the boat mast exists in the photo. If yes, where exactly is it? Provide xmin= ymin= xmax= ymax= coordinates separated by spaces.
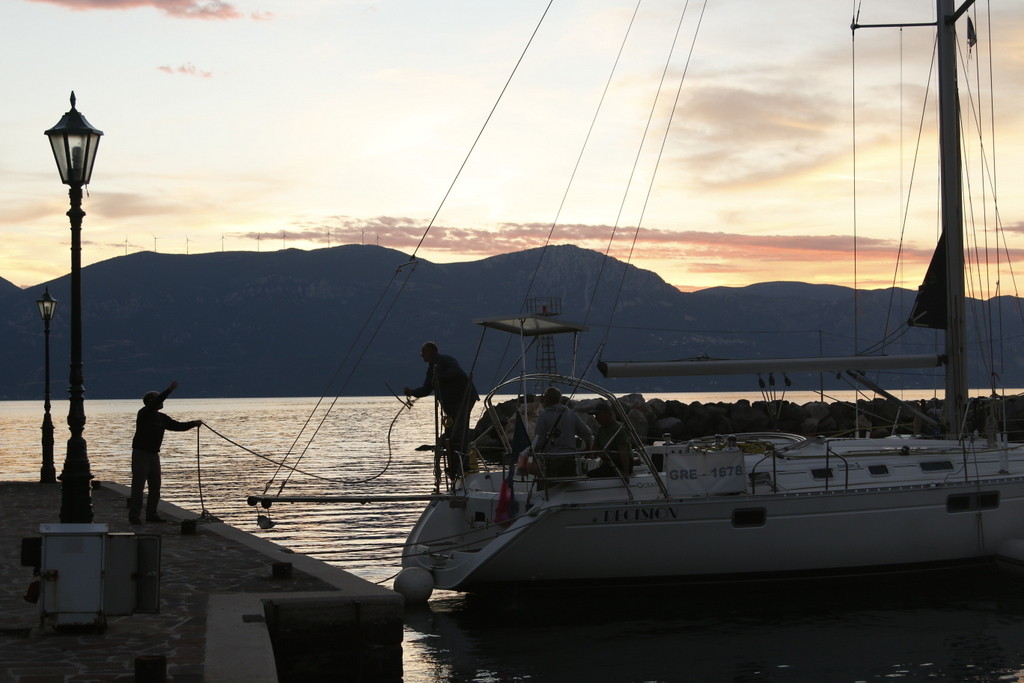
xmin=937 ymin=0 xmax=972 ymax=436
xmin=856 ymin=1 xmax=973 ymax=435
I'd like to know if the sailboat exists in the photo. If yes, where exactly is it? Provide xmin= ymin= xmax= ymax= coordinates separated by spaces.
xmin=398 ymin=0 xmax=1024 ymax=593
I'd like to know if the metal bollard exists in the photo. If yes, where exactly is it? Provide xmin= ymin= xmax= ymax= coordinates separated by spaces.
xmin=135 ymin=654 xmax=167 ymax=682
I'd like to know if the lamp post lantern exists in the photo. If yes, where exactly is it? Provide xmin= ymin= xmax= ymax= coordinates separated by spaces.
xmin=36 ymin=289 xmax=58 ymax=484
xmin=45 ymin=92 xmax=103 ymax=523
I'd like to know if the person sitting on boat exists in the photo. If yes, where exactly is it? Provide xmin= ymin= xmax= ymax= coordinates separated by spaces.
xmin=404 ymin=341 xmax=479 ymax=473
xmin=586 ymin=401 xmax=632 ymax=480
xmin=528 ymin=387 xmax=593 ymax=478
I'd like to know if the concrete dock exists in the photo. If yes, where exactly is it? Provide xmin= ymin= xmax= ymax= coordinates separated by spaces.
xmin=0 ymin=481 xmax=404 ymax=682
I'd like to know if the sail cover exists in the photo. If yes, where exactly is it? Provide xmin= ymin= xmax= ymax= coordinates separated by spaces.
xmin=598 ymin=354 xmax=943 ymax=378
xmin=908 ymin=233 xmax=947 ymax=329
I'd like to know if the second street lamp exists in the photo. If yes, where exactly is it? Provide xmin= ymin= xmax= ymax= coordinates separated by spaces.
xmin=45 ymin=92 xmax=103 ymax=523
xmin=37 ymin=289 xmax=58 ymax=484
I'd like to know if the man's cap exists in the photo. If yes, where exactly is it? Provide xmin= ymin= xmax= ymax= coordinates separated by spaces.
xmin=143 ymin=391 xmax=161 ymax=407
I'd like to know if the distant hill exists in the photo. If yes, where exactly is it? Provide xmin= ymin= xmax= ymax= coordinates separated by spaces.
xmin=0 ymin=275 xmax=19 ymax=292
xmin=701 ymin=281 xmax=854 ymax=301
xmin=0 ymin=244 xmax=1020 ymax=400
xmin=0 ymin=275 xmax=21 ymax=303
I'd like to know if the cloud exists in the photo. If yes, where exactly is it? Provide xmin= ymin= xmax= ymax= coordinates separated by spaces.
xmin=28 ymin=0 xmax=245 ymax=20
xmin=226 ymin=216 xmax=991 ymax=294
xmin=239 ymin=216 xmax=947 ymax=275
xmin=157 ymin=63 xmax=214 ymax=78
xmin=671 ymin=83 xmax=844 ymax=188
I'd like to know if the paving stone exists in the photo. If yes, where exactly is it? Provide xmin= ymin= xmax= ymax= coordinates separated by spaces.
xmin=0 ymin=481 xmax=339 ymax=682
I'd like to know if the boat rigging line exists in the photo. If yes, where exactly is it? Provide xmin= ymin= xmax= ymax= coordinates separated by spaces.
xmin=486 ymin=0 xmax=646 ymax=384
xmin=252 ymin=2 xmax=561 ymax=504
xmin=588 ymin=0 xmax=709 ymax=364
xmin=408 ymin=0 xmax=555 ymax=260
xmin=512 ymin=0 xmax=711 ymax=402
xmin=848 ymin=0 xmax=1019 ymax=416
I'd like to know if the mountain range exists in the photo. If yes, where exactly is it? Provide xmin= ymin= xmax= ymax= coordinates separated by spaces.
xmin=0 ymin=244 xmax=1020 ymax=400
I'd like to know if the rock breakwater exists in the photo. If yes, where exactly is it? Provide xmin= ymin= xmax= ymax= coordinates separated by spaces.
xmin=472 ymin=392 xmax=1024 ymax=453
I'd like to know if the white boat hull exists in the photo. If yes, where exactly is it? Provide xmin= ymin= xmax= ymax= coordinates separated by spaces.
xmin=403 ymin=440 xmax=1024 ymax=591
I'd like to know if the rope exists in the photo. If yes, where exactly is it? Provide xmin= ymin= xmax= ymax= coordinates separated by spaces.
xmin=200 ymin=409 xmax=408 ymax=488
xmin=194 ymin=427 xmax=211 ymax=518
xmin=263 ymin=267 xmax=415 ymax=494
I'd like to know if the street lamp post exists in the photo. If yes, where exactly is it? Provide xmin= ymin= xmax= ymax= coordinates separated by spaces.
xmin=36 ymin=289 xmax=58 ymax=484
xmin=45 ymin=92 xmax=103 ymax=523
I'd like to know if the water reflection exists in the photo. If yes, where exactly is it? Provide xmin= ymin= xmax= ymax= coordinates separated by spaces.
xmin=404 ymin=576 xmax=1024 ymax=682
xmin=0 ymin=396 xmax=438 ymax=584
xmin=4 ymin=396 xmax=1024 ymax=681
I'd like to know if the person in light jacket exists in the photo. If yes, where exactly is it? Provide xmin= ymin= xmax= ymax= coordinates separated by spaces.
xmin=529 ymin=387 xmax=592 ymax=478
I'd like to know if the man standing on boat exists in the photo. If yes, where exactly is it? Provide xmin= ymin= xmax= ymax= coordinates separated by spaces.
xmin=404 ymin=342 xmax=479 ymax=475
xmin=129 ymin=380 xmax=203 ymax=525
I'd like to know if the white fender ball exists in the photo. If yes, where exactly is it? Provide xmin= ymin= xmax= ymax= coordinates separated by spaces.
xmin=394 ymin=567 xmax=434 ymax=603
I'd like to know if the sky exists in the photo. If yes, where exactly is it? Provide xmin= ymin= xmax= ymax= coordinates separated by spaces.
xmin=2 ymin=0 xmax=1023 ymax=294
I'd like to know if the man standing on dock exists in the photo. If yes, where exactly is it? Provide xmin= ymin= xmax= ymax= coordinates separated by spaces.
xmin=129 ymin=381 xmax=203 ymax=525
xmin=404 ymin=342 xmax=479 ymax=476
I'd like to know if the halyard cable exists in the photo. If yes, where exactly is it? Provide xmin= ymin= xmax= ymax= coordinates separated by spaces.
xmin=594 ymin=0 xmax=708 ymax=360
xmin=489 ymin=1 xmax=645 ymax=382
xmin=407 ymin=0 xmax=554 ymax=260
xmin=569 ymin=0 xmax=707 ymax=383
xmin=262 ymin=6 xmax=558 ymax=499
xmin=515 ymin=0 xmax=644 ymax=312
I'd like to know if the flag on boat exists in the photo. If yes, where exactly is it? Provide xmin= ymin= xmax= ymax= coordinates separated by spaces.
xmin=495 ymin=409 xmax=529 ymax=523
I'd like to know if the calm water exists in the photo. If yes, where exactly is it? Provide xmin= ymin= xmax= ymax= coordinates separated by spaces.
xmin=4 ymin=393 xmax=1024 ymax=682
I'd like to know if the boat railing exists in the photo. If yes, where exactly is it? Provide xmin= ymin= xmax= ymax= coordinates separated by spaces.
xmin=481 ymin=373 xmax=670 ymax=498
xmin=749 ymin=446 xmax=779 ymax=494
xmin=747 ymin=438 xmax=858 ymax=493
xmin=823 ymin=443 xmax=851 ymax=491
xmin=531 ymin=446 xmax=635 ymax=498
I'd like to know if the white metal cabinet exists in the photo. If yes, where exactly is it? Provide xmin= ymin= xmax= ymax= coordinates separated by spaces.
xmin=39 ymin=523 xmax=108 ymax=629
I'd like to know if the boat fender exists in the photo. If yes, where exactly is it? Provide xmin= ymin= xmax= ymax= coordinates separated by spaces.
xmin=394 ymin=567 xmax=434 ymax=603
xmin=517 ymin=447 xmax=531 ymax=472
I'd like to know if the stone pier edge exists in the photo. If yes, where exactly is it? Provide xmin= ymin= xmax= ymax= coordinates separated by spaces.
xmin=100 ymin=482 xmax=404 ymax=683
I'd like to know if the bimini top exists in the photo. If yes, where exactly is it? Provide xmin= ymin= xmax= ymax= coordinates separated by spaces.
xmin=474 ymin=315 xmax=587 ymax=337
